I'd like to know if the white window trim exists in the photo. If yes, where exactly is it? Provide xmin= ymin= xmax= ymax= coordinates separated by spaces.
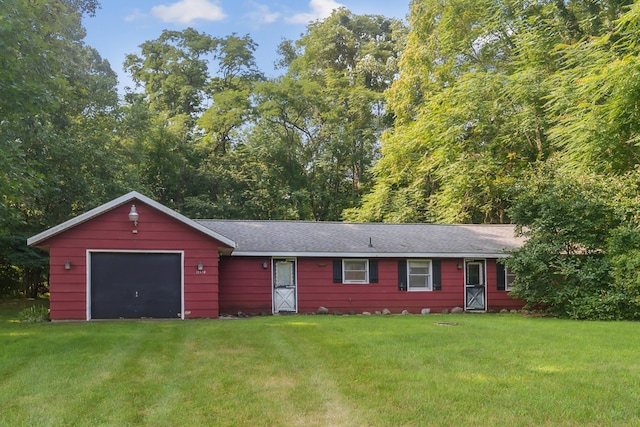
xmin=407 ymin=259 xmax=433 ymax=292
xmin=342 ymin=259 xmax=369 ymax=284
xmin=505 ymin=267 xmax=516 ymax=291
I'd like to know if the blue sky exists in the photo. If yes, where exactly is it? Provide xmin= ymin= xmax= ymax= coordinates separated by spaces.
xmin=83 ymin=0 xmax=410 ymax=92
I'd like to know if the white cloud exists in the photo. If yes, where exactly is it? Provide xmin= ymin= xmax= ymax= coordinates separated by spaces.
xmin=285 ymin=0 xmax=345 ymax=24
xmin=151 ymin=0 xmax=227 ymax=25
xmin=245 ymin=1 xmax=281 ymax=25
xmin=124 ymin=8 xmax=146 ymax=23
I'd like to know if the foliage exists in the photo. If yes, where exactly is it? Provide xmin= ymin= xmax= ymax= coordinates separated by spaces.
xmin=249 ymin=9 xmax=406 ymax=220
xmin=348 ymin=0 xmax=634 ymax=222
xmin=17 ymin=304 xmax=50 ymax=323
xmin=0 ymin=0 xmax=126 ymax=296
xmin=506 ymin=165 xmax=640 ymax=319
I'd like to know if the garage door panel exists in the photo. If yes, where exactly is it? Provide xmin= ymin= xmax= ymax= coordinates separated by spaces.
xmin=91 ymin=253 xmax=181 ymax=319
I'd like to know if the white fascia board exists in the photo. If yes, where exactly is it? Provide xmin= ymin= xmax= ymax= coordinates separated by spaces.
xmin=230 ymin=251 xmax=511 ymax=258
xmin=27 ymin=191 xmax=237 ymax=249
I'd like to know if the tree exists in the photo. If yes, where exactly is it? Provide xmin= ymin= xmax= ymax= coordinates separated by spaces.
xmin=348 ymin=0 xmax=633 ymax=223
xmin=0 ymin=0 xmax=126 ymax=297
xmin=546 ymin=1 xmax=640 ymax=174
xmin=123 ymin=30 xmax=264 ymax=215
xmin=250 ymin=9 xmax=406 ymax=220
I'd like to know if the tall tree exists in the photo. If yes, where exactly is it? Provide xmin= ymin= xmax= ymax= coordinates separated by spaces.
xmin=347 ymin=0 xmax=633 ymax=223
xmin=547 ymin=1 xmax=640 ymax=173
xmin=250 ymin=8 xmax=406 ymax=220
xmin=0 ymin=0 xmax=124 ymax=297
xmin=123 ymin=30 xmax=264 ymax=214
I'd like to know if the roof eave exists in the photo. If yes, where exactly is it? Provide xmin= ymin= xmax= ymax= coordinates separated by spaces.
xmin=228 ymin=251 xmax=512 ymax=258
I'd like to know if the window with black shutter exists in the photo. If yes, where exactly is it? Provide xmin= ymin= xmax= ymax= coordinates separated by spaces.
xmin=399 ymin=259 xmax=441 ymax=291
xmin=333 ymin=259 xmax=376 ymax=284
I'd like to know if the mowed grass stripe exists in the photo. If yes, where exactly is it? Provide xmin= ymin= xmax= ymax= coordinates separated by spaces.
xmin=1 ymin=303 xmax=640 ymax=426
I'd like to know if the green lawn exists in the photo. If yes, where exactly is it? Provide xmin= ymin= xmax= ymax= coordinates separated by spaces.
xmin=1 ymin=300 xmax=639 ymax=426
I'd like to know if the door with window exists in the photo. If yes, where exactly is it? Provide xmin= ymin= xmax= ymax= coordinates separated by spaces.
xmin=465 ymin=259 xmax=486 ymax=311
xmin=272 ymin=258 xmax=297 ymax=313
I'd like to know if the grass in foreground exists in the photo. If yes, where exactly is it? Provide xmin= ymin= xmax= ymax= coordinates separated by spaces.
xmin=1 ymin=300 xmax=639 ymax=426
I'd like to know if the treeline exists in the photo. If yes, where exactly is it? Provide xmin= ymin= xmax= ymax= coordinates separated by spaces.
xmin=4 ymin=0 xmax=640 ymax=318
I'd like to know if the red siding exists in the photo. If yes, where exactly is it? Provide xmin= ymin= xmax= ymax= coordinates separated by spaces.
xmin=297 ymin=258 xmax=466 ymax=314
xmin=486 ymin=259 xmax=526 ymax=311
xmin=219 ymin=257 xmax=272 ymax=315
xmin=218 ymin=256 xmax=524 ymax=315
xmin=39 ymin=202 xmax=228 ymax=320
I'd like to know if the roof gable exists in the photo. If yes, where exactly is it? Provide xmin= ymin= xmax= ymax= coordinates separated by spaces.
xmin=27 ymin=191 xmax=237 ymax=248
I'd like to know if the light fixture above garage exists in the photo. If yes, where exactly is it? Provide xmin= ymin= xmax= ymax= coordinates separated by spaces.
xmin=128 ymin=204 xmax=139 ymax=227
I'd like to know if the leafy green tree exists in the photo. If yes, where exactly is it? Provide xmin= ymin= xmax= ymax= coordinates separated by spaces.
xmin=506 ymin=165 xmax=615 ymax=316
xmin=348 ymin=0 xmax=633 ymax=223
xmin=505 ymin=164 xmax=640 ymax=320
xmin=546 ymin=2 xmax=640 ymax=174
xmin=123 ymin=30 xmax=264 ymax=214
xmin=0 ymin=0 xmax=126 ymax=296
xmin=250 ymin=9 xmax=406 ymax=220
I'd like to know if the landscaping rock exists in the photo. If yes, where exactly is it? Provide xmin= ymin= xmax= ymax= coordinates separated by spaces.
xmin=441 ymin=309 xmax=449 ymax=314
xmin=500 ymin=309 xmax=509 ymax=314
xmin=451 ymin=306 xmax=464 ymax=314
xmin=382 ymin=308 xmax=392 ymax=315
xmin=317 ymin=306 xmax=329 ymax=315
xmin=421 ymin=308 xmax=431 ymax=315
xmin=362 ymin=311 xmax=371 ymax=315
xmin=510 ymin=309 xmax=519 ymax=314
xmin=401 ymin=310 xmax=410 ymax=315
xmin=374 ymin=310 xmax=382 ymax=315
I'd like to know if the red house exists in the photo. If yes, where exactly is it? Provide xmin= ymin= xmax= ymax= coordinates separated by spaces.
xmin=28 ymin=192 xmax=524 ymax=320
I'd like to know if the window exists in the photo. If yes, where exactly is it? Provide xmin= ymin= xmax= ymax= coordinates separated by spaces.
xmin=342 ymin=259 xmax=369 ymax=284
xmin=505 ymin=268 xmax=516 ymax=291
xmin=408 ymin=260 xmax=432 ymax=291
xmin=274 ymin=259 xmax=295 ymax=288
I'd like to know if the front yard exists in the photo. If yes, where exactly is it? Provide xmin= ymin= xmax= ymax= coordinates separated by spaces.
xmin=1 ymin=300 xmax=639 ymax=426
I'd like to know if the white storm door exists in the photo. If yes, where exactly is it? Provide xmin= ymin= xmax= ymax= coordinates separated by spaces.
xmin=465 ymin=260 xmax=486 ymax=311
xmin=273 ymin=259 xmax=297 ymax=313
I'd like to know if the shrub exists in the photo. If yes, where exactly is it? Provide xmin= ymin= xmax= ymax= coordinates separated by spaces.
xmin=18 ymin=304 xmax=50 ymax=323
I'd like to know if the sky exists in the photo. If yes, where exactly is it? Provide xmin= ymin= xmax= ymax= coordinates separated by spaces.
xmin=83 ymin=0 xmax=410 ymax=93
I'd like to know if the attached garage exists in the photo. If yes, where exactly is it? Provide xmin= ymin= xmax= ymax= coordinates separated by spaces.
xmin=27 ymin=192 xmax=236 ymax=321
xmin=89 ymin=252 xmax=183 ymax=319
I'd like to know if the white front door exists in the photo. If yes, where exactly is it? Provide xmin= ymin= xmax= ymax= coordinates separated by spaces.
xmin=273 ymin=258 xmax=297 ymax=313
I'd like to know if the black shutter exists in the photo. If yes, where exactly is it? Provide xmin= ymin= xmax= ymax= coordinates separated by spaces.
xmin=432 ymin=260 xmax=442 ymax=291
xmin=333 ymin=260 xmax=342 ymax=283
xmin=369 ymin=260 xmax=378 ymax=283
xmin=496 ymin=261 xmax=506 ymax=291
xmin=398 ymin=260 xmax=407 ymax=291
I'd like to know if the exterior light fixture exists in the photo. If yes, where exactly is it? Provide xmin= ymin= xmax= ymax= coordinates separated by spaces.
xmin=128 ymin=204 xmax=139 ymax=226
xmin=64 ymin=260 xmax=72 ymax=270
xmin=457 ymin=262 xmax=463 ymax=270
xmin=197 ymin=262 xmax=204 ymax=271
xmin=262 ymin=261 xmax=268 ymax=269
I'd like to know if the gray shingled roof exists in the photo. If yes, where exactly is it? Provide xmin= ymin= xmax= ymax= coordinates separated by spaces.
xmin=196 ymin=220 xmax=523 ymax=257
